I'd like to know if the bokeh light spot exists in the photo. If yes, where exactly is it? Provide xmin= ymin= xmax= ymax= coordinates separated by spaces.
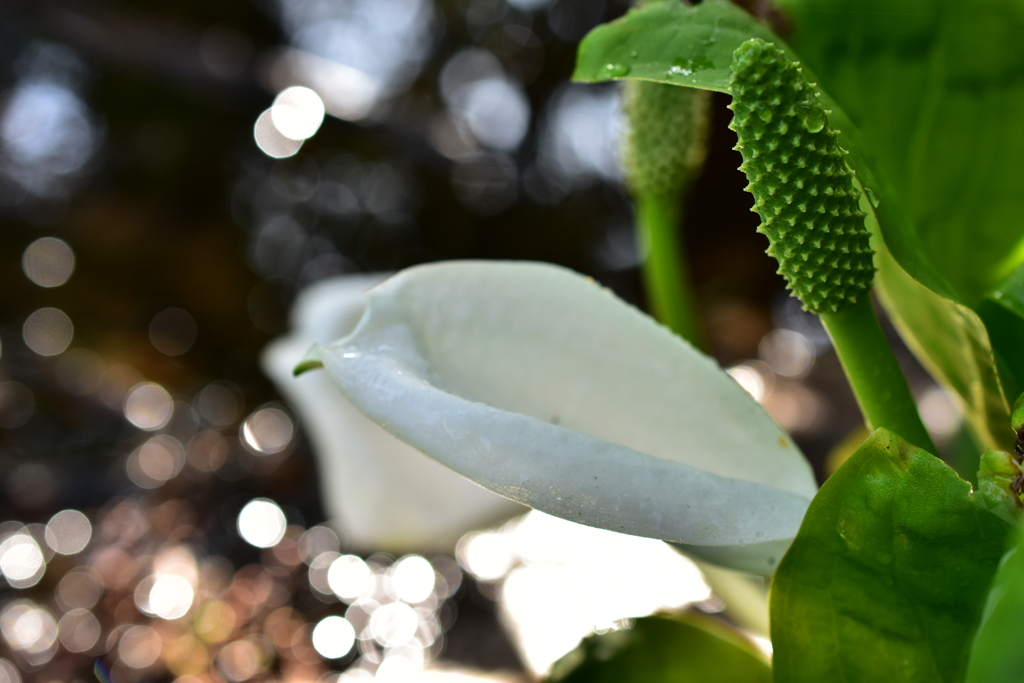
xmin=0 ymin=658 xmax=20 ymax=683
xmin=216 ymin=639 xmax=264 ymax=682
xmin=327 ymin=555 xmax=374 ymax=603
xmin=254 ymin=109 xmax=302 ymax=159
xmin=148 ymin=575 xmax=195 ymax=620
xmin=391 ymin=556 xmax=436 ymax=604
xmin=370 ymin=602 xmax=419 ymax=647
xmin=241 ymin=405 xmax=294 ymax=455
xmin=44 ymin=509 xmax=92 ymax=555
xmin=124 ymin=382 xmax=174 ymax=431
xmin=127 ymin=435 xmax=186 ymax=488
xmin=727 ymin=364 xmax=768 ymax=403
xmin=271 ymin=86 xmax=325 ymax=141
xmin=918 ymin=386 xmax=963 ymax=440
xmin=57 ymin=568 xmax=103 ymax=610
xmin=237 ymin=499 xmax=287 ymax=548
xmin=195 ymin=381 xmax=242 ymax=427
xmin=22 ymin=237 xmax=74 ymax=287
xmin=759 ymin=329 xmax=815 ymax=378
xmin=0 ymin=533 xmax=45 ymax=585
xmin=22 ymin=307 xmax=73 ymax=356
xmin=118 ymin=625 xmax=161 ymax=669
xmin=0 ymin=601 xmax=57 ymax=654
xmin=57 ymin=609 xmax=100 ymax=653
xmin=456 ymin=532 xmax=514 ymax=582
xmin=298 ymin=525 xmax=340 ymax=564
xmin=311 ymin=616 xmax=355 ymax=659
xmin=149 ymin=308 xmax=198 ymax=356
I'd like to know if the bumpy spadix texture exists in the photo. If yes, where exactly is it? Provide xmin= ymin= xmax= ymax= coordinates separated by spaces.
xmin=728 ymin=39 xmax=874 ymax=314
xmin=320 ymin=261 xmax=818 ymax=575
xmin=623 ymin=81 xmax=711 ymax=198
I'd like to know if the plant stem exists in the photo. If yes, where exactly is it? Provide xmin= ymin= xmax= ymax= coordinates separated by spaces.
xmin=636 ymin=191 xmax=706 ymax=350
xmin=820 ymin=296 xmax=936 ymax=453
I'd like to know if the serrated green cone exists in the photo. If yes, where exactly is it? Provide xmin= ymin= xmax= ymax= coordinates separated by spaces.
xmin=728 ymin=39 xmax=874 ymax=314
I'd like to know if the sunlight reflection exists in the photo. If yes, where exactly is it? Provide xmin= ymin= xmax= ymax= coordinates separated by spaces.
xmin=271 ymin=86 xmax=325 ymax=141
xmin=457 ymin=511 xmax=712 ymax=675
xmin=328 ymin=555 xmax=374 ymax=603
xmin=237 ymin=499 xmax=287 ymax=548
xmin=391 ymin=556 xmax=436 ymax=604
xmin=311 ymin=615 xmax=356 ymax=659
xmin=146 ymin=575 xmax=195 ymax=620
xmin=0 ymin=532 xmax=46 ymax=587
xmin=726 ymin=363 xmax=771 ymax=403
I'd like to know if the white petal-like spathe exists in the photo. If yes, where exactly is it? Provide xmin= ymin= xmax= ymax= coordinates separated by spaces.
xmin=261 ymin=274 xmax=524 ymax=552
xmin=321 ymin=262 xmax=818 ymax=575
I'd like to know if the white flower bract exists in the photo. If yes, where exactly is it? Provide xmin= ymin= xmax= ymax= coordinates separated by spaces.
xmin=261 ymin=274 xmax=523 ymax=551
xmin=318 ymin=261 xmax=818 ymax=575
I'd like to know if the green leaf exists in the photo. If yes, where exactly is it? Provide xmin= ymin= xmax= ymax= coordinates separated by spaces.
xmin=545 ymin=613 xmax=771 ymax=683
xmin=771 ymin=429 xmax=1014 ymax=683
xmin=776 ymin=0 xmax=1024 ymax=307
xmin=965 ymin=521 xmax=1024 ymax=682
xmin=977 ymin=262 xmax=1024 ymax=404
xmin=573 ymin=0 xmax=777 ymax=92
xmin=872 ymin=227 xmax=1013 ymax=452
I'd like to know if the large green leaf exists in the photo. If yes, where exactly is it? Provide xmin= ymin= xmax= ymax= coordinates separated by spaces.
xmin=545 ymin=613 xmax=771 ymax=683
xmin=775 ymin=0 xmax=1024 ymax=308
xmin=771 ymin=429 xmax=1015 ymax=683
xmin=964 ymin=522 xmax=1024 ymax=683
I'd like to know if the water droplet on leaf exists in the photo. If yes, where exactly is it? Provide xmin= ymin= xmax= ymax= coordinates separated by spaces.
xmin=602 ymin=63 xmax=630 ymax=78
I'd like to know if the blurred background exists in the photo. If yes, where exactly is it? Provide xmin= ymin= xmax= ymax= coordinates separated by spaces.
xmin=0 ymin=0 xmax=966 ymax=681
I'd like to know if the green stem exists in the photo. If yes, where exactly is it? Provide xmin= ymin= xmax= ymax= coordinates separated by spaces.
xmin=820 ymin=296 xmax=936 ymax=453
xmin=636 ymin=192 xmax=706 ymax=350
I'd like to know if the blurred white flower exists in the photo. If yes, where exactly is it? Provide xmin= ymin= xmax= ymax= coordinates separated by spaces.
xmin=316 ymin=262 xmax=818 ymax=575
xmin=262 ymin=274 xmax=524 ymax=551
